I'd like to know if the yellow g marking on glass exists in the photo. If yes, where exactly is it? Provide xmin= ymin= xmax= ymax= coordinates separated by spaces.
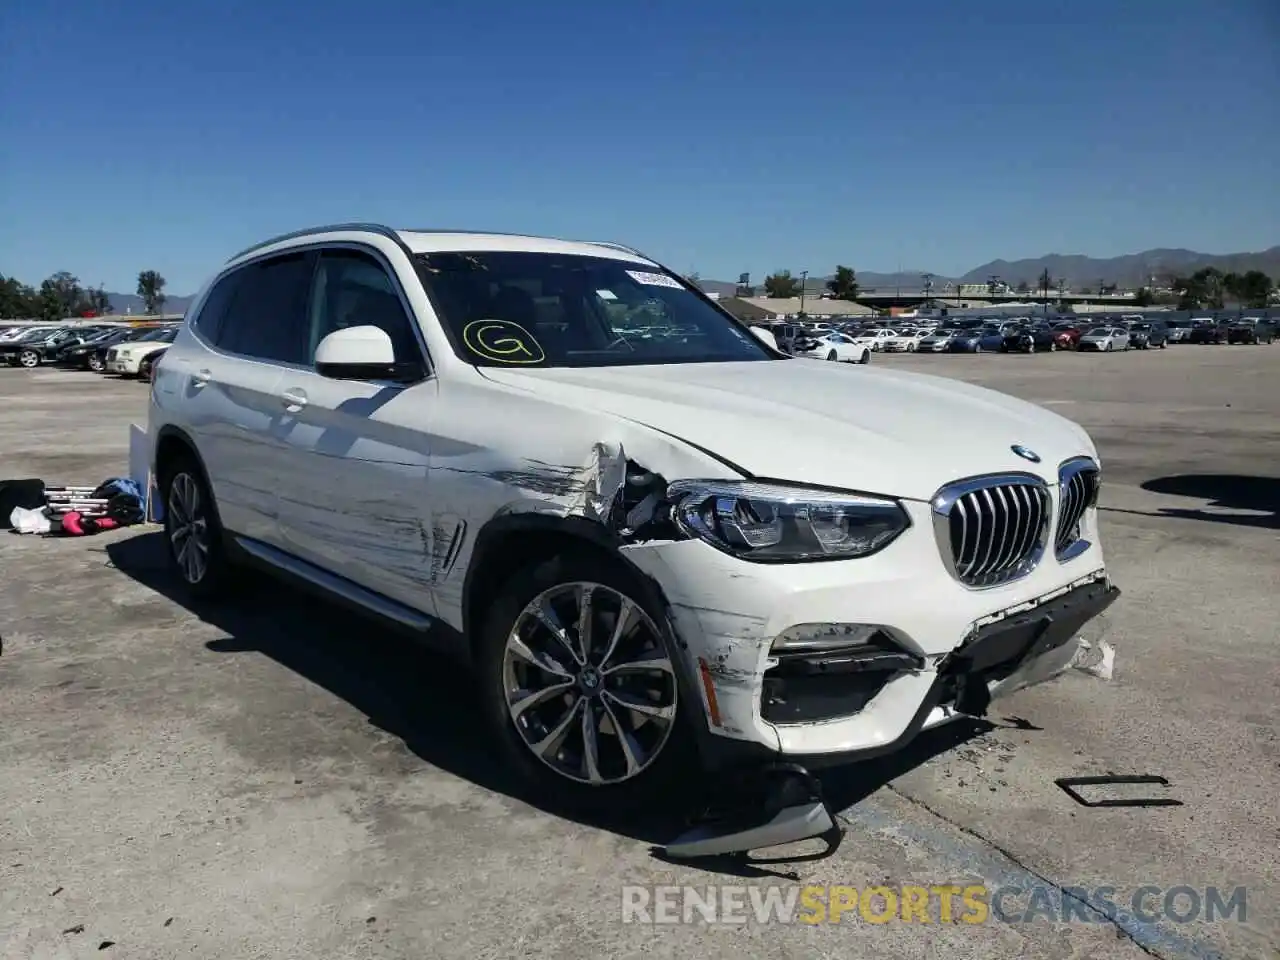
xmin=462 ymin=319 xmax=546 ymax=364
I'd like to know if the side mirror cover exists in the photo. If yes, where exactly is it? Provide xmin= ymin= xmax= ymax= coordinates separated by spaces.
xmin=314 ymin=325 xmax=421 ymax=382
xmin=751 ymin=326 xmax=779 ymax=350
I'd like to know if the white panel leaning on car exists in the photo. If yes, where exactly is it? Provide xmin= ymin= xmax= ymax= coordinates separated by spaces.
xmin=147 ymin=223 xmax=1120 ymax=811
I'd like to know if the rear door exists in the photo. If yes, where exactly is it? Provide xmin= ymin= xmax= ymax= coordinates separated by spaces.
xmin=180 ymin=251 xmax=315 ymax=546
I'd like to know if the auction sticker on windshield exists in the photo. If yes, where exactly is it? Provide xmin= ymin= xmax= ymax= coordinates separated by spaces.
xmin=626 ymin=270 xmax=685 ymax=289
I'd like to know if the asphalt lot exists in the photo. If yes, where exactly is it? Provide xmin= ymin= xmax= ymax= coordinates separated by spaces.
xmin=2 ymin=348 xmax=1277 ymax=960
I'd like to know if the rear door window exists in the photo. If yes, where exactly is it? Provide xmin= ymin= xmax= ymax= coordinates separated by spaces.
xmin=217 ymin=252 xmax=315 ymax=364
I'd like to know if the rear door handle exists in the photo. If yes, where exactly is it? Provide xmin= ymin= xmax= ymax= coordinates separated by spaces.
xmin=281 ymin=388 xmax=308 ymax=410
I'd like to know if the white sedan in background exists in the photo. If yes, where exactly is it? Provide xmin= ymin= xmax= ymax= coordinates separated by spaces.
xmin=105 ymin=326 xmax=180 ymax=375
xmin=852 ymin=328 xmax=899 ymax=351
xmin=1076 ymin=326 xmax=1131 ymax=352
xmin=796 ymin=332 xmax=872 ymax=364
xmin=883 ymin=328 xmax=936 ymax=352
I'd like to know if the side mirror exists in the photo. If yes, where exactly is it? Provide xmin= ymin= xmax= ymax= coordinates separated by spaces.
xmin=750 ymin=326 xmax=779 ymax=350
xmin=314 ymin=325 xmax=421 ymax=382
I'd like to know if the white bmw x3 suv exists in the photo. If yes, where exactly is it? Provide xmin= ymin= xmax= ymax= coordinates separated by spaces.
xmin=148 ymin=224 xmax=1118 ymax=809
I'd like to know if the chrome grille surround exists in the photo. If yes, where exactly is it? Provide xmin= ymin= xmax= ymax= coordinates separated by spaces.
xmin=1055 ymin=456 xmax=1100 ymax=561
xmin=931 ymin=473 xmax=1051 ymax=589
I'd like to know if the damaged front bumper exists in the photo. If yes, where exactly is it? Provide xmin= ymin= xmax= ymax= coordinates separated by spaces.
xmin=623 ymin=513 xmax=1117 ymax=773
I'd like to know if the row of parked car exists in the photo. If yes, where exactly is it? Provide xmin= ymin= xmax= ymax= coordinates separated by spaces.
xmin=757 ymin=312 xmax=1276 ymax=361
xmin=0 ymin=321 xmax=182 ymax=378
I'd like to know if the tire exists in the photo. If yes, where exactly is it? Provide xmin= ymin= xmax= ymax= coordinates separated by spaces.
xmin=88 ymin=353 xmax=104 ymax=372
xmin=974 ymin=344 xmax=982 ymax=353
xmin=140 ymin=358 xmax=155 ymax=382
xmin=159 ymin=455 xmax=233 ymax=600
xmin=827 ymin=350 xmax=838 ymax=361
xmin=18 ymin=350 xmax=39 ymax=368
xmin=1049 ymin=341 xmax=1057 ymax=352
xmin=859 ymin=349 xmax=870 ymax=364
xmin=907 ymin=343 xmax=916 ymax=352
xmin=476 ymin=548 xmax=694 ymax=814
xmin=1159 ymin=341 xmax=1167 ymax=349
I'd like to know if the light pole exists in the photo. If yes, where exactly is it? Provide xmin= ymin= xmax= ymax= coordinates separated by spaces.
xmin=799 ymin=270 xmax=808 ymax=316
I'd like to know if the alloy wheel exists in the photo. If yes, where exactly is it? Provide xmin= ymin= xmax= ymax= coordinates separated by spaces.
xmin=167 ymin=472 xmax=209 ymax=584
xmin=19 ymin=350 xmax=39 ymax=368
xmin=502 ymin=582 xmax=678 ymax=786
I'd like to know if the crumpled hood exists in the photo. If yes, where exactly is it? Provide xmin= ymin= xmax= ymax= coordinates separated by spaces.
xmin=477 ymin=360 xmax=1095 ymax=501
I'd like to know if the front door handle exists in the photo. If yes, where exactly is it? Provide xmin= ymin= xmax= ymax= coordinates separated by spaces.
xmin=281 ymin=388 xmax=308 ymax=410
xmin=192 ymin=369 xmax=212 ymax=387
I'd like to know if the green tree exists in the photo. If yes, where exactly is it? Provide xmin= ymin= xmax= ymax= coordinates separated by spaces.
xmin=137 ymin=270 xmax=167 ymax=314
xmin=825 ymin=265 xmax=859 ymax=301
xmin=42 ymin=271 xmax=87 ymax=318
xmin=764 ymin=270 xmax=802 ymax=298
xmin=1223 ymin=270 xmax=1273 ymax=308
xmin=1173 ymin=267 xmax=1226 ymax=310
xmin=1015 ymin=280 xmax=1029 ymax=295
xmin=0 ymin=275 xmax=39 ymax=319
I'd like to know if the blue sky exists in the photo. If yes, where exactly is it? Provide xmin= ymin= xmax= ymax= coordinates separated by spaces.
xmin=2 ymin=0 xmax=1277 ymax=294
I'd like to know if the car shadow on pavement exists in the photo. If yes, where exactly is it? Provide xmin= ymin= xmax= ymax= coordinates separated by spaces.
xmin=105 ymin=530 xmax=994 ymax=870
xmin=1139 ymin=474 xmax=1280 ymax=530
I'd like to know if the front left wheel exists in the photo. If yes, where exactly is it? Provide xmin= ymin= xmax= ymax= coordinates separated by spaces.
xmin=477 ymin=549 xmax=693 ymax=813
xmin=859 ymin=349 xmax=870 ymax=364
xmin=18 ymin=350 xmax=39 ymax=368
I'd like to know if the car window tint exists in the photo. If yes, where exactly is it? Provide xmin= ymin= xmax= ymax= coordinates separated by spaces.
xmin=308 ymin=249 xmax=420 ymax=364
xmin=218 ymin=253 xmax=313 ymax=364
xmin=193 ymin=271 xmax=242 ymax=344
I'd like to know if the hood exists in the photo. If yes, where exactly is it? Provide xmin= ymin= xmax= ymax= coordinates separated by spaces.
xmin=477 ymin=360 xmax=1093 ymax=501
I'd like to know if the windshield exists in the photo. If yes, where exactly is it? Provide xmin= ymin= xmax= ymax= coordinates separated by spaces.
xmin=413 ymin=251 xmax=771 ymax=368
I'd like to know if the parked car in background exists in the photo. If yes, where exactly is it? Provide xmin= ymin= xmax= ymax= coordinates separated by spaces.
xmin=946 ymin=329 xmax=985 ymax=353
xmin=795 ymin=332 xmax=872 ymax=364
xmin=0 ymin=326 xmax=107 ymax=367
xmin=1187 ymin=322 xmax=1229 ymax=344
xmin=1077 ymin=327 xmax=1131 ymax=352
xmin=857 ymin=327 xmax=899 ymax=351
xmin=0 ymin=325 xmax=51 ymax=343
xmin=105 ymin=325 xmax=180 ymax=376
xmin=975 ymin=326 xmax=1007 ymax=352
xmin=1125 ymin=320 xmax=1168 ymax=349
xmin=1000 ymin=326 xmax=1059 ymax=353
xmin=1165 ymin=319 xmax=1196 ymax=343
xmin=1051 ymin=323 xmax=1084 ymax=349
xmin=883 ymin=327 xmax=935 ymax=352
xmin=147 ymin=223 xmax=1118 ymax=811
xmin=917 ymin=329 xmax=958 ymax=352
xmin=56 ymin=326 xmax=144 ymax=369
xmin=1226 ymin=318 xmax=1275 ymax=345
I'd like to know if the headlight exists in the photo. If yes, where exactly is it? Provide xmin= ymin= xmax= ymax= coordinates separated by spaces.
xmin=665 ymin=480 xmax=909 ymax=562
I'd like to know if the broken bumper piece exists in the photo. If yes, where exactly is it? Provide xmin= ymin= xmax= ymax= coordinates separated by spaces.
xmin=665 ymin=764 xmax=843 ymax=862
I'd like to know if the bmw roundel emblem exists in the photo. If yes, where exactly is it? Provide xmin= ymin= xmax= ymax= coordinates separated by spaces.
xmin=1011 ymin=444 xmax=1041 ymax=463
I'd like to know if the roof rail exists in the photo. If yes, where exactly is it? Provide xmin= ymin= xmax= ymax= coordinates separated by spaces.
xmin=585 ymin=240 xmax=649 ymax=259
xmin=226 ymin=222 xmax=402 ymax=263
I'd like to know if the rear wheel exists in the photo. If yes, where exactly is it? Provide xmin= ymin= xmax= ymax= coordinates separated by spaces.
xmin=18 ymin=349 xmax=39 ymax=368
xmin=160 ymin=456 xmax=233 ymax=599
xmin=88 ymin=353 xmax=104 ymax=372
xmin=477 ymin=549 xmax=693 ymax=813
xmin=826 ymin=350 xmax=838 ymax=361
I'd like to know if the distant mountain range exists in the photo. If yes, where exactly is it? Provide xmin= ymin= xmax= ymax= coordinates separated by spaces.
xmin=697 ymin=246 xmax=1280 ymax=295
